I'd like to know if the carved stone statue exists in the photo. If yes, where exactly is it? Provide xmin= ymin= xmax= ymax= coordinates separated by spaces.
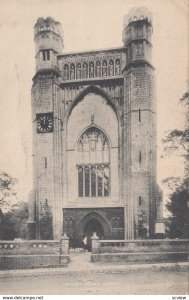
xmin=102 ymin=61 xmax=107 ymax=77
xmin=96 ymin=61 xmax=101 ymax=77
xmin=115 ymin=59 xmax=121 ymax=75
xmin=64 ymin=65 xmax=69 ymax=80
xmin=70 ymin=65 xmax=75 ymax=80
xmin=89 ymin=63 xmax=94 ymax=78
xmin=109 ymin=60 xmax=114 ymax=76
xmin=76 ymin=64 xmax=81 ymax=79
xmin=83 ymin=63 xmax=88 ymax=78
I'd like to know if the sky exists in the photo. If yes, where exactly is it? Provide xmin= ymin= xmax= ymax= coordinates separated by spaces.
xmin=0 ymin=0 xmax=188 ymax=212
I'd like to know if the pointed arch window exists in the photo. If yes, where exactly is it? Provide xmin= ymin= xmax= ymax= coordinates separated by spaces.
xmin=77 ymin=127 xmax=110 ymax=197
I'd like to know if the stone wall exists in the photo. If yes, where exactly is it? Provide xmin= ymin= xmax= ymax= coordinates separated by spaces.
xmin=0 ymin=237 xmax=69 ymax=270
xmin=91 ymin=238 xmax=189 ymax=264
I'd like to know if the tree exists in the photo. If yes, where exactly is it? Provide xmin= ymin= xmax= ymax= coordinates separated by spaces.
xmin=162 ymin=91 xmax=189 ymax=238
xmin=162 ymin=91 xmax=189 ymax=161
xmin=0 ymin=171 xmax=28 ymax=240
xmin=0 ymin=202 xmax=28 ymax=240
xmin=166 ymin=179 xmax=189 ymax=238
xmin=0 ymin=171 xmax=17 ymax=212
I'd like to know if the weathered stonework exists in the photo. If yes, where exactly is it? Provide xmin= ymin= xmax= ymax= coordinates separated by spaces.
xmin=29 ymin=7 xmax=163 ymax=243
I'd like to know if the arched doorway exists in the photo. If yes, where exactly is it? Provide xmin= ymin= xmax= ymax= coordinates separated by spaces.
xmin=83 ymin=218 xmax=104 ymax=251
xmin=77 ymin=211 xmax=111 ymax=250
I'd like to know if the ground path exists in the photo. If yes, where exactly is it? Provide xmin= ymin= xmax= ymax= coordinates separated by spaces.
xmin=0 ymin=251 xmax=188 ymax=294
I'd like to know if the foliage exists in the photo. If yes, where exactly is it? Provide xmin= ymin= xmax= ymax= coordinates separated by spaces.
xmin=162 ymin=91 xmax=189 ymax=160
xmin=0 ymin=170 xmax=29 ymax=240
xmin=162 ymin=176 xmax=182 ymax=192
xmin=162 ymin=91 xmax=189 ymax=238
xmin=0 ymin=202 xmax=28 ymax=240
xmin=162 ymin=129 xmax=189 ymax=159
xmin=166 ymin=179 xmax=189 ymax=238
xmin=0 ymin=171 xmax=18 ymax=212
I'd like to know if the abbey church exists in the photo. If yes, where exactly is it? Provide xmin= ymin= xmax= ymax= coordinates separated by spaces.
xmin=28 ymin=7 xmax=163 ymax=245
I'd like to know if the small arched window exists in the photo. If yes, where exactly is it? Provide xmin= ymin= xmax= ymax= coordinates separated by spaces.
xmin=77 ymin=127 xmax=110 ymax=197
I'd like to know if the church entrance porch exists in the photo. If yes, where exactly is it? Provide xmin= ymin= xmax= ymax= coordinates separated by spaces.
xmin=63 ymin=207 xmax=124 ymax=249
xmin=83 ymin=219 xmax=104 ymax=250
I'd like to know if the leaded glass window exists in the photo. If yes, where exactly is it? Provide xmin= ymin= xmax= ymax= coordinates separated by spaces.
xmin=77 ymin=127 xmax=110 ymax=197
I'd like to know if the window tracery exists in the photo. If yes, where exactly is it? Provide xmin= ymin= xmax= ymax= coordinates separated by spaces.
xmin=77 ymin=127 xmax=110 ymax=197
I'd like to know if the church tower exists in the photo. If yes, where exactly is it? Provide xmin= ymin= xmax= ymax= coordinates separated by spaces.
xmin=28 ymin=8 xmax=162 ymax=242
xmin=34 ymin=17 xmax=63 ymax=73
xmin=122 ymin=7 xmax=157 ymax=239
xmin=29 ymin=17 xmax=63 ymax=239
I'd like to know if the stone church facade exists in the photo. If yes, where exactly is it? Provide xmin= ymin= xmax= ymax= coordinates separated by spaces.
xmin=28 ymin=7 xmax=163 ymax=245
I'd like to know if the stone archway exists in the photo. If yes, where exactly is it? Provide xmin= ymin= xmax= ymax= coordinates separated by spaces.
xmin=83 ymin=218 xmax=104 ymax=239
xmin=77 ymin=211 xmax=112 ymax=249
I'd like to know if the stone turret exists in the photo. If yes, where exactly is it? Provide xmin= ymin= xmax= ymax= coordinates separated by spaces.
xmin=122 ymin=7 xmax=153 ymax=67
xmin=34 ymin=17 xmax=63 ymax=73
xmin=122 ymin=7 xmax=157 ymax=239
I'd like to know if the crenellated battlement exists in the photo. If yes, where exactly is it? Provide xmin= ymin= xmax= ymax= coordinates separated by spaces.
xmin=123 ymin=7 xmax=153 ymax=26
xmin=34 ymin=17 xmax=63 ymax=73
xmin=34 ymin=17 xmax=63 ymax=40
xmin=122 ymin=7 xmax=153 ymax=66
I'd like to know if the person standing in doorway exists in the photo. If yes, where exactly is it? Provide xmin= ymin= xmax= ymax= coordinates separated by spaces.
xmin=83 ymin=235 xmax=88 ymax=252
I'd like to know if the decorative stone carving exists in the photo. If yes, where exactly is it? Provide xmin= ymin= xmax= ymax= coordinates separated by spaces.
xmin=76 ymin=63 xmax=81 ymax=79
xmin=89 ymin=61 xmax=94 ymax=78
xmin=70 ymin=64 xmax=75 ymax=80
xmin=64 ymin=64 xmax=69 ymax=80
xmin=83 ymin=62 xmax=88 ymax=78
xmin=109 ymin=59 xmax=114 ymax=76
xmin=62 ymin=52 xmax=122 ymax=81
xmin=96 ymin=60 xmax=101 ymax=77
xmin=102 ymin=60 xmax=107 ymax=77
xmin=115 ymin=59 xmax=121 ymax=75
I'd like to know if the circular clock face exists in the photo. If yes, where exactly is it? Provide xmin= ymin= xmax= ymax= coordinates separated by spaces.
xmin=37 ymin=115 xmax=53 ymax=133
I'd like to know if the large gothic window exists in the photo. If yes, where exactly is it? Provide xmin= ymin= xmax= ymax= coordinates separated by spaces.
xmin=77 ymin=127 xmax=110 ymax=197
